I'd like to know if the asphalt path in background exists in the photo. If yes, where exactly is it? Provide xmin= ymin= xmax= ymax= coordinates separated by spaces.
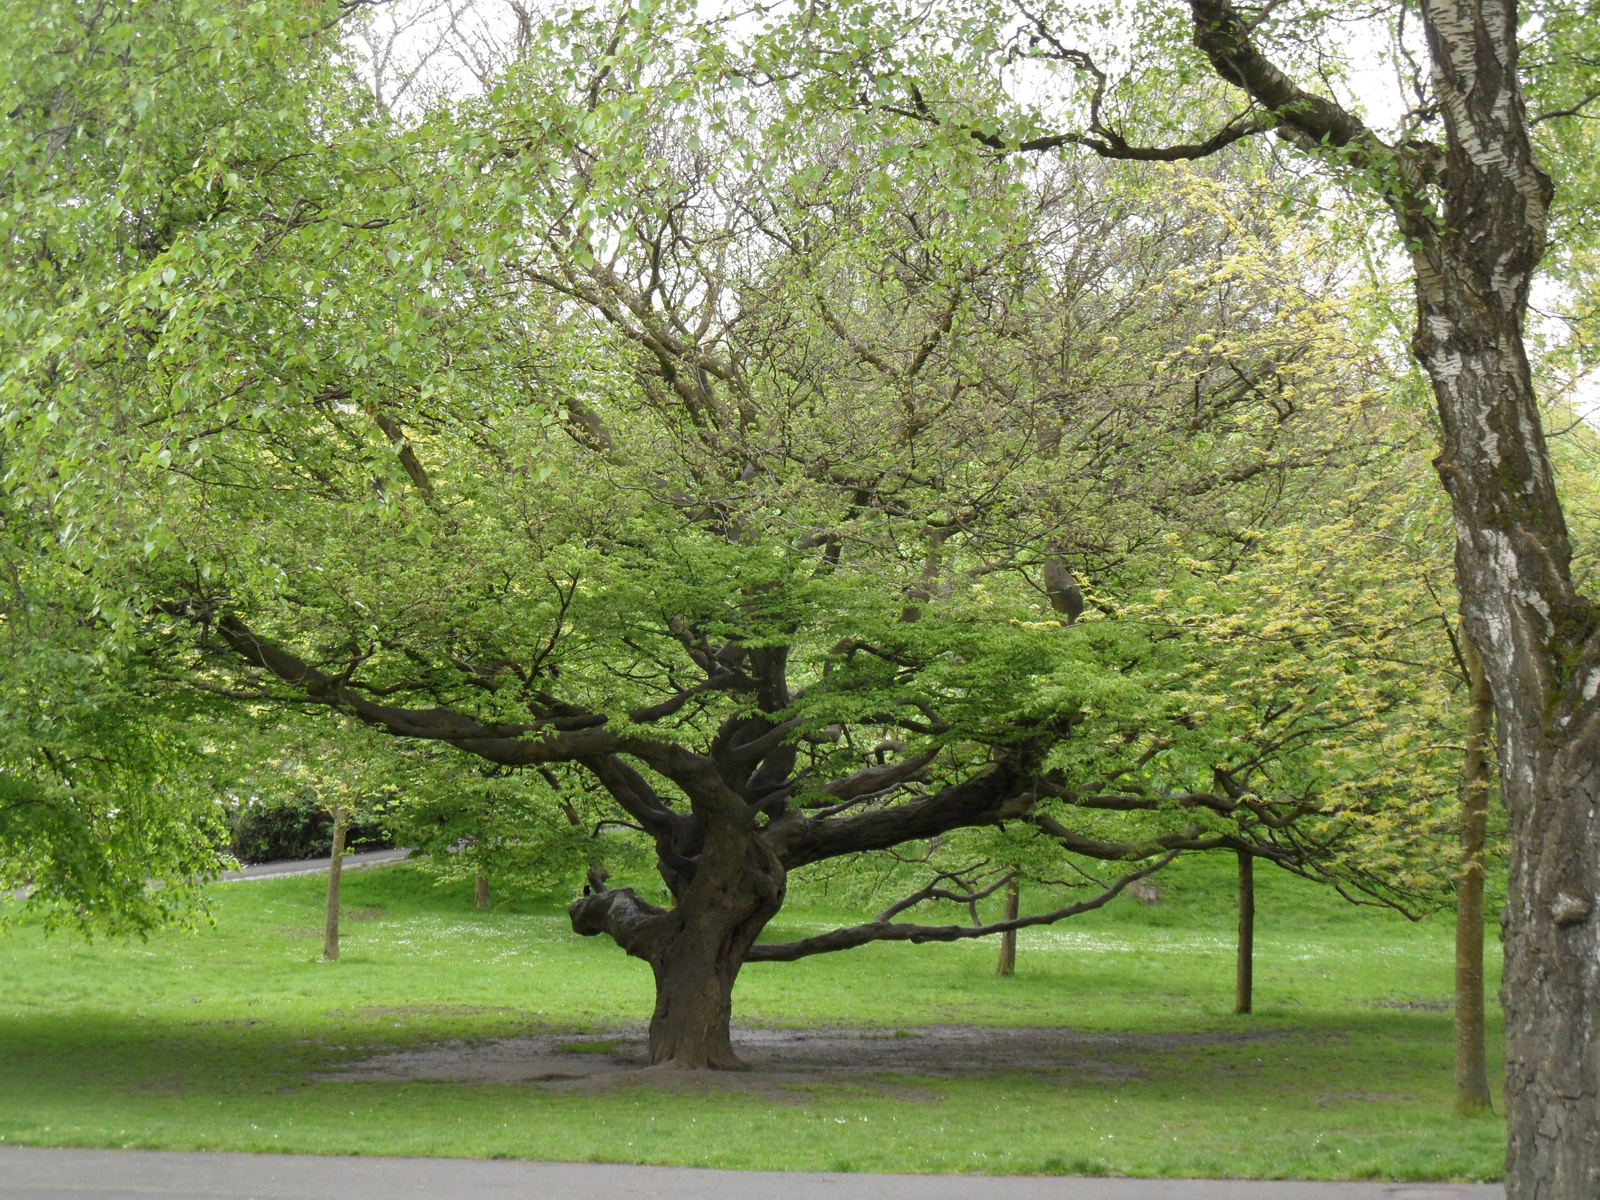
xmin=3 ymin=848 xmax=412 ymax=902
xmin=217 ymin=848 xmax=413 ymax=881
xmin=0 ymin=1148 xmax=1505 ymax=1200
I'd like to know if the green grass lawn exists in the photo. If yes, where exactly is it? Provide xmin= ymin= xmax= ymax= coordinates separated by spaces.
xmin=0 ymin=855 xmax=1505 ymax=1180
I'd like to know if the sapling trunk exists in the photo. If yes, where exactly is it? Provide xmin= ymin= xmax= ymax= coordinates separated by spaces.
xmin=322 ymin=804 xmax=348 ymax=962
xmin=1455 ymin=637 xmax=1493 ymax=1116
xmin=1235 ymin=850 xmax=1254 ymax=1015
xmin=995 ymin=877 xmax=1019 ymax=977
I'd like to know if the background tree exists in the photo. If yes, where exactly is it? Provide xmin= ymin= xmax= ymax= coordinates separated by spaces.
xmin=238 ymin=725 xmax=401 ymax=960
xmin=174 ymin=30 xmax=1469 ymax=1066
xmin=0 ymin=569 xmax=229 ymax=936
xmin=384 ymin=758 xmax=655 ymax=908
xmin=0 ymin=0 xmax=394 ymax=931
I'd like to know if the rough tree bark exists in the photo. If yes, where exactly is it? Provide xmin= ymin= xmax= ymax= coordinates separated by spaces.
xmin=1455 ymin=635 xmax=1494 ymax=1115
xmin=475 ymin=872 xmax=491 ymax=911
xmin=570 ymin=796 xmax=786 ymax=1069
xmin=995 ymin=877 xmax=1020 ymax=976
xmin=323 ymin=804 xmax=348 ymax=963
xmin=642 ymin=811 xmax=788 ymax=1070
xmin=1235 ymin=850 xmax=1254 ymax=1015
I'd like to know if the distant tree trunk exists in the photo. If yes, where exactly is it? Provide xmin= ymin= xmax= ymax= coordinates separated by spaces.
xmin=995 ymin=877 xmax=1019 ymax=976
xmin=1235 ymin=850 xmax=1254 ymax=1015
xmin=1455 ymin=636 xmax=1494 ymax=1115
xmin=322 ymin=804 xmax=348 ymax=962
xmin=475 ymin=871 xmax=491 ymax=910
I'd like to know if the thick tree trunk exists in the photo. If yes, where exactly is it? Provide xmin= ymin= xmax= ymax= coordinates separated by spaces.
xmin=995 ymin=877 xmax=1019 ymax=976
xmin=570 ymin=813 xmax=785 ymax=1069
xmin=323 ymin=804 xmax=348 ymax=963
xmin=1492 ymin=672 xmax=1600 ymax=1193
xmin=1177 ymin=0 xmax=1597 ymax=1178
xmin=1178 ymin=1 xmax=1594 ymax=1175
xmin=1234 ymin=850 xmax=1253 ymax=1015
xmin=647 ymin=916 xmax=751 ymax=1070
xmin=1495 ymin=708 xmax=1600 ymax=1191
xmin=1408 ymin=17 xmax=1600 ymax=1177
xmin=647 ymin=838 xmax=783 ymax=1067
xmin=475 ymin=872 xmax=491 ymax=911
xmin=1455 ymin=636 xmax=1493 ymax=1116
xmin=1408 ymin=60 xmax=1599 ymax=1199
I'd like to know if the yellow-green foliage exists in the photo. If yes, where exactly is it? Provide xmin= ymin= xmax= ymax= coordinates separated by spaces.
xmin=1124 ymin=470 xmax=1476 ymax=906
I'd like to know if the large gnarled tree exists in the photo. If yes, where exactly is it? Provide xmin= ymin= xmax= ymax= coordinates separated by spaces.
xmin=163 ymin=102 xmax=1453 ymax=1073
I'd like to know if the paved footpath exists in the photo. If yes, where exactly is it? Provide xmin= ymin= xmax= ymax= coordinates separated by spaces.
xmin=0 ymin=1148 xmax=1503 ymax=1200
xmin=217 ymin=848 xmax=412 ymax=882
xmin=5 ymin=850 xmax=413 ymax=903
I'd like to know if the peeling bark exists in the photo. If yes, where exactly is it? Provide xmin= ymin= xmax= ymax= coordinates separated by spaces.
xmin=1412 ymin=6 xmax=1599 ymax=1185
xmin=1161 ymin=2 xmax=1600 ymax=1186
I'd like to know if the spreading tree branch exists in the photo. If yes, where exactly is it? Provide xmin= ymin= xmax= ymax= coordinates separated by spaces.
xmin=747 ymin=852 xmax=1179 ymax=961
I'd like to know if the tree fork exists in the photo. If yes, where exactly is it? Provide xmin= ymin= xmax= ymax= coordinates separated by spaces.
xmin=572 ymin=815 xmax=785 ymax=1069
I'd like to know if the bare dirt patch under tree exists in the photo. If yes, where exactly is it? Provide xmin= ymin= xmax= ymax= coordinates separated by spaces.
xmin=321 ymin=1023 xmax=1299 ymax=1098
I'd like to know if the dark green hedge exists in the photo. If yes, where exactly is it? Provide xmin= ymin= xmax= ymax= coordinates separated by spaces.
xmin=229 ymin=801 xmax=392 ymax=865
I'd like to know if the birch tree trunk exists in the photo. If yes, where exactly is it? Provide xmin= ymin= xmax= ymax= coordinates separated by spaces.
xmin=1172 ymin=2 xmax=1596 ymax=1186
xmin=1412 ymin=4 xmax=1599 ymax=1187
